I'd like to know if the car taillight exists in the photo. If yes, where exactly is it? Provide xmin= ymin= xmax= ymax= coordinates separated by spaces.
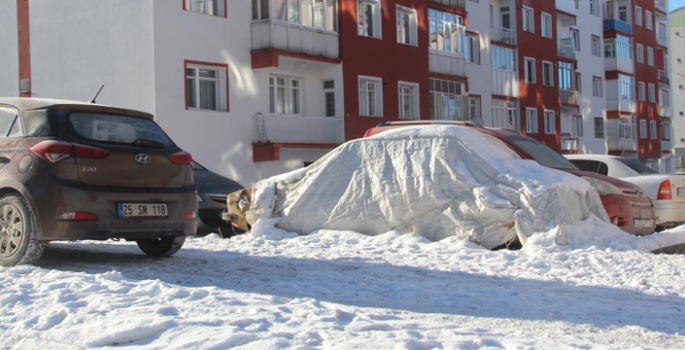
xmin=30 ymin=141 xmax=110 ymax=163
xmin=169 ymin=151 xmax=193 ymax=165
xmin=657 ymin=180 xmax=672 ymax=200
xmin=58 ymin=212 xmax=98 ymax=221
xmin=611 ymin=216 xmax=628 ymax=227
xmin=180 ymin=211 xmax=197 ymax=220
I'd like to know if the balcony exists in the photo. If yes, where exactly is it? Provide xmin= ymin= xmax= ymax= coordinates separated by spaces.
xmin=429 ymin=50 xmax=466 ymax=77
xmin=657 ymin=33 xmax=669 ymax=47
xmin=429 ymin=0 xmax=465 ymax=11
xmin=604 ymin=57 xmax=634 ymax=74
xmin=253 ymin=113 xmax=344 ymax=144
xmin=656 ymin=0 xmax=667 ymax=14
xmin=492 ymin=69 xmax=519 ymax=98
xmin=561 ymin=136 xmax=579 ymax=153
xmin=607 ymin=97 xmax=636 ymax=113
xmin=603 ymin=19 xmax=632 ymax=35
xmin=606 ymin=119 xmax=637 ymax=152
xmin=251 ymin=20 xmax=339 ymax=60
xmin=556 ymin=0 xmax=577 ymax=26
xmin=559 ymin=89 xmax=578 ymax=107
xmin=662 ymin=138 xmax=673 ymax=151
xmin=490 ymin=25 xmax=516 ymax=46
xmin=558 ymin=40 xmax=576 ymax=60
xmin=660 ymin=104 xmax=672 ymax=117
xmin=659 ymin=69 xmax=670 ymax=84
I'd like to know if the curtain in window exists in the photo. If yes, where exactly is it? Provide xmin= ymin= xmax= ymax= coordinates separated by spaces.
xmin=199 ymin=69 xmax=218 ymax=110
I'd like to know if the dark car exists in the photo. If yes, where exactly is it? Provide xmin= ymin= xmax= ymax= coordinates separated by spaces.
xmin=365 ymin=121 xmax=656 ymax=235
xmin=0 ymin=98 xmax=198 ymax=266
xmin=193 ymin=161 xmax=244 ymax=237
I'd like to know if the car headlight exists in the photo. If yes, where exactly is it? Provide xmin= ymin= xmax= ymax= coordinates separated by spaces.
xmin=197 ymin=194 xmax=204 ymax=202
xmin=581 ymin=176 xmax=623 ymax=195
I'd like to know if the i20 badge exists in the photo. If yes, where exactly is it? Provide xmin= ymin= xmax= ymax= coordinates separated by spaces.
xmin=134 ymin=153 xmax=151 ymax=164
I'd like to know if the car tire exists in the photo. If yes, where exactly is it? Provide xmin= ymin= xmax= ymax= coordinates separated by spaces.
xmin=136 ymin=236 xmax=185 ymax=257
xmin=0 ymin=194 xmax=45 ymax=267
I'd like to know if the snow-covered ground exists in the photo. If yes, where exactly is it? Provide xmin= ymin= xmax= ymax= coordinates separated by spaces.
xmin=3 ymin=222 xmax=685 ymax=349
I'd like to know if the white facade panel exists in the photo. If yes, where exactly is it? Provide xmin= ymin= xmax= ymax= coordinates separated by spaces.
xmin=0 ymin=0 xmax=19 ymax=97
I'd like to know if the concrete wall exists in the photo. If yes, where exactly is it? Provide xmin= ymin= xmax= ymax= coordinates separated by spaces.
xmin=0 ymin=0 xmax=19 ymax=97
xmin=27 ymin=0 xmax=156 ymax=112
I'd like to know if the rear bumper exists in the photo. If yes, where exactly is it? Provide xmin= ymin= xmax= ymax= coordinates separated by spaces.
xmin=600 ymin=194 xmax=655 ymax=235
xmin=653 ymin=200 xmax=685 ymax=227
xmin=33 ymin=181 xmax=198 ymax=240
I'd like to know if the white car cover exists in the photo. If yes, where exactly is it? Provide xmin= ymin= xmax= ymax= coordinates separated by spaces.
xmin=246 ymin=126 xmax=609 ymax=249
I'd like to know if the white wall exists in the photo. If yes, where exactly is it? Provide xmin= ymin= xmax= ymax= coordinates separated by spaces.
xmin=466 ymin=0 xmax=495 ymax=125
xmin=28 ymin=0 xmax=156 ymax=112
xmin=0 ymin=0 xmax=19 ymax=97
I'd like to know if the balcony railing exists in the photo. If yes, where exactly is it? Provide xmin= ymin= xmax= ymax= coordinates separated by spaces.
xmin=659 ymin=69 xmax=670 ymax=84
xmin=607 ymin=97 xmax=636 ymax=113
xmin=556 ymin=0 xmax=578 ymax=15
xmin=429 ymin=50 xmax=466 ymax=77
xmin=560 ymin=89 xmax=578 ymax=106
xmin=606 ymin=119 xmax=637 ymax=152
xmin=660 ymin=104 xmax=672 ymax=117
xmin=603 ymin=19 xmax=632 ymax=35
xmin=490 ymin=24 xmax=516 ymax=46
xmin=253 ymin=113 xmax=344 ymax=144
xmin=492 ymin=69 xmax=519 ymax=98
xmin=662 ymin=138 xmax=673 ymax=151
xmin=561 ymin=136 xmax=579 ymax=152
xmin=251 ymin=20 xmax=339 ymax=59
xmin=604 ymin=57 xmax=635 ymax=74
xmin=657 ymin=33 xmax=669 ymax=47
xmin=429 ymin=0 xmax=465 ymax=11
xmin=558 ymin=41 xmax=576 ymax=60
xmin=656 ymin=0 xmax=667 ymax=13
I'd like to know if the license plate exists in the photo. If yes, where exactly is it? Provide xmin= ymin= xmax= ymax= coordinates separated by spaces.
xmin=634 ymin=219 xmax=655 ymax=229
xmin=118 ymin=203 xmax=168 ymax=219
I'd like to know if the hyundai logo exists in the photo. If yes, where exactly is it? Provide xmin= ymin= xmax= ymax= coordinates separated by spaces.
xmin=134 ymin=153 xmax=151 ymax=164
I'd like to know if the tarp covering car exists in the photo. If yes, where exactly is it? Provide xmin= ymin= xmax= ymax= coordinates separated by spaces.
xmin=243 ymin=126 xmax=609 ymax=249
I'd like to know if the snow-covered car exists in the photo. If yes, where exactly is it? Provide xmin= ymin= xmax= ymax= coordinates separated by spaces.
xmin=225 ymin=125 xmax=609 ymax=249
xmin=566 ymin=154 xmax=685 ymax=231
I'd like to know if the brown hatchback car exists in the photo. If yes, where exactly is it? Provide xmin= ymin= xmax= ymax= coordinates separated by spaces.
xmin=0 ymin=98 xmax=198 ymax=266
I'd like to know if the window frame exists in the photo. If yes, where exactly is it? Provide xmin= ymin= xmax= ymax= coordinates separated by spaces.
xmin=358 ymin=0 xmax=382 ymax=39
xmin=269 ymin=74 xmax=304 ymax=115
xmin=650 ymin=120 xmax=657 ymax=140
xmin=542 ymin=61 xmax=554 ymax=87
xmin=635 ymin=6 xmax=642 ymax=26
xmin=526 ymin=107 xmax=538 ymax=134
xmin=544 ymin=110 xmax=555 ymax=135
xmin=396 ymin=5 xmax=418 ymax=46
xmin=524 ymin=57 xmax=536 ymax=83
xmin=591 ymin=35 xmax=601 ymax=57
xmin=594 ymin=117 xmax=604 ymax=138
xmin=184 ymin=0 xmax=227 ymax=17
xmin=398 ymin=81 xmax=420 ymax=120
xmin=541 ymin=12 xmax=552 ymax=38
xmin=522 ymin=6 xmax=534 ymax=33
xmin=640 ymin=119 xmax=647 ymax=139
xmin=359 ymin=75 xmax=383 ymax=117
xmin=184 ymin=60 xmax=230 ymax=112
xmin=592 ymin=76 xmax=603 ymax=97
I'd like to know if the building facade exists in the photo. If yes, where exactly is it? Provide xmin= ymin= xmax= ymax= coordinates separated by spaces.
xmin=671 ymin=5 xmax=685 ymax=171
xmin=1 ymin=0 xmax=674 ymax=186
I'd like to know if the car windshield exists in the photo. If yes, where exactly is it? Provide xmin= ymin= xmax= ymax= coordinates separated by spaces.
xmin=616 ymin=158 xmax=659 ymax=174
xmin=68 ymin=112 xmax=175 ymax=147
xmin=507 ymin=136 xmax=578 ymax=170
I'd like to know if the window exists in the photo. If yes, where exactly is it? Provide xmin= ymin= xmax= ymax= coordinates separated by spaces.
xmin=636 ymin=44 xmax=644 ymax=63
xmin=589 ymin=0 xmax=599 ymax=16
xmin=640 ymin=119 xmax=647 ymax=139
xmin=323 ymin=80 xmax=335 ymax=117
xmin=524 ymin=57 xmax=536 ymax=83
xmin=398 ymin=82 xmax=419 ymax=120
xmin=185 ymin=62 xmax=228 ymax=111
xmin=649 ymin=84 xmax=656 ymax=102
xmin=544 ymin=110 xmax=555 ymax=134
xmin=270 ymin=0 xmax=338 ymax=30
xmin=270 ymin=75 xmax=302 ymax=115
xmin=184 ymin=0 xmax=226 ymax=17
xmin=468 ymin=97 xmax=481 ymax=121
xmin=594 ymin=117 xmax=604 ymax=138
xmin=662 ymin=121 xmax=671 ymax=141
xmin=618 ymin=6 xmax=628 ymax=22
xmin=542 ymin=61 xmax=554 ymax=86
xmin=358 ymin=0 xmax=381 ymax=38
xmin=570 ymin=29 xmax=580 ymax=51
xmin=359 ymin=76 xmax=382 ymax=117
xmin=591 ymin=35 xmax=601 ymax=57
xmin=492 ymin=99 xmax=519 ymax=131
xmin=0 ymin=107 xmax=19 ymax=137
xmin=522 ymin=6 xmax=534 ymax=33
xmin=592 ymin=76 xmax=603 ymax=97
xmin=638 ymin=82 xmax=646 ymax=101
xmin=619 ymin=74 xmax=635 ymax=100
xmin=430 ymin=78 xmax=467 ymax=121
xmin=501 ymin=6 xmax=511 ymax=29
xmin=576 ymin=72 xmax=582 ymax=93
xmin=635 ymin=6 xmax=642 ymax=26
xmin=572 ymin=115 xmax=583 ymax=137
xmin=646 ymin=11 xmax=653 ymax=30
xmin=541 ymin=13 xmax=552 ymax=38
xmin=650 ymin=120 xmax=657 ymax=139
xmin=647 ymin=47 xmax=654 ymax=66
xmin=604 ymin=35 xmax=633 ymax=59
xmin=526 ymin=108 xmax=538 ymax=133
xmin=558 ymin=61 xmax=574 ymax=91
xmin=491 ymin=45 xmax=516 ymax=71
xmin=465 ymin=33 xmax=480 ymax=64
xmin=396 ymin=6 xmax=417 ymax=46
xmin=429 ymin=9 xmax=465 ymax=55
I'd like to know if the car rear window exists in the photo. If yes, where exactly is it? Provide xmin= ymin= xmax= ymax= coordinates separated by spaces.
xmin=616 ymin=158 xmax=658 ymax=174
xmin=68 ymin=112 xmax=174 ymax=148
xmin=507 ymin=136 xmax=578 ymax=170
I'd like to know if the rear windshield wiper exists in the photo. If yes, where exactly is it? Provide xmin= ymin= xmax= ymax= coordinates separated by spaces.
xmin=132 ymin=139 xmax=167 ymax=148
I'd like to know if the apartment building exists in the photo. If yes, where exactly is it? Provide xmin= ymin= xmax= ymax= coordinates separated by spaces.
xmin=671 ymin=6 xmax=685 ymax=171
xmin=1 ymin=0 xmax=673 ymax=185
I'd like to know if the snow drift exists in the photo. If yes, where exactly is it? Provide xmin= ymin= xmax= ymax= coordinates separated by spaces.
xmin=245 ymin=126 xmax=610 ymax=249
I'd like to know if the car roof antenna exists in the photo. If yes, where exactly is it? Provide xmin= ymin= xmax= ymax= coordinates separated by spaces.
xmin=89 ymin=84 xmax=105 ymax=104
